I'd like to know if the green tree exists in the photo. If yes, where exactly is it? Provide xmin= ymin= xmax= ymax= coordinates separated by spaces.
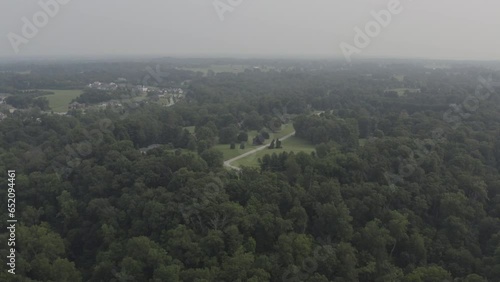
xmin=404 ymin=265 xmax=452 ymax=282
xmin=238 ymin=132 xmax=249 ymax=142
xmin=219 ymin=125 xmax=239 ymax=144
xmin=269 ymin=139 xmax=275 ymax=149
xmin=200 ymin=148 xmax=224 ymax=167
xmin=17 ymin=224 xmax=82 ymax=281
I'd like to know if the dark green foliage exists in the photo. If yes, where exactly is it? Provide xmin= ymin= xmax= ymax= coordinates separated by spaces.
xmin=75 ymin=89 xmax=113 ymax=104
xmin=200 ymin=148 xmax=224 ymax=167
xmin=269 ymin=139 xmax=275 ymax=149
xmin=0 ymin=60 xmax=499 ymax=281
xmin=237 ymin=132 xmax=249 ymax=142
xmin=219 ymin=125 xmax=239 ymax=144
xmin=4 ymin=91 xmax=51 ymax=109
xmin=294 ymin=114 xmax=359 ymax=150
xmin=276 ymin=138 xmax=282 ymax=149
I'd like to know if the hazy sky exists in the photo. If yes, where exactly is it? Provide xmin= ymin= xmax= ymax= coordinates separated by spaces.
xmin=1 ymin=0 xmax=499 ymax=60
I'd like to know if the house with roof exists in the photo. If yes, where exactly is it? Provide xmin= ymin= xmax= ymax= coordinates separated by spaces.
xmin=69 ymin=102 xmax=86 ymax=110
xmin=139 ymin=144 xmax=162 ymax=154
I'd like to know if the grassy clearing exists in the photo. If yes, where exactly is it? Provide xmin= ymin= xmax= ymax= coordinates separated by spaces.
xmin=184 ymin=126 xmax=196 ymax=134
xmin=214 ymin=144 xmax=256 ymax=161
xmin=269 ymin=123 xmax=295 ymax=138
xmin=133 ymin=95 xmax=148 ymax=102
xmin=385 ymin=88 xmax=420 ymax=97
xmin=42 ymin=89 xmax=83 ymax=112
xmin=232 ymin=135 xmax=315 ymax=168
xmin=185 ymin=124 xmax=297 ymax=162
xmin=393 ymin=75 xmax=405 ymax=82
xmin=216 ymin=124 xmax=291 ymax=162
xmin=359 ymin=138 xmax=367 ymax=147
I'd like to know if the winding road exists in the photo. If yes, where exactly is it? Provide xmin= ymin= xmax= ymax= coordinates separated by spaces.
xmin=224 ymin=131 xmax=296 ymax=171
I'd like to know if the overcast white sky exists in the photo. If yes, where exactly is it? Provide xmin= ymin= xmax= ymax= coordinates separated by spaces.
xmin=0 ymin=0 xmax=499 ymax=60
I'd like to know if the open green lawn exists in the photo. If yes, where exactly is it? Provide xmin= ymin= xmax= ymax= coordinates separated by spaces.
xmin=385 ymin=88 xmax=420 ymax=97
xmin=42 ymin=89 xmax=83 ymax=112
xmin=133 ymin=95 xmax=148 ymax=102
xmin=216 ymin=124 xmax=294 ymax=161
xmin=214 ymin=144 xmax=257 ymax=160
xmin=184 ymin=126 xmax=196 ymax=134
xmin=232 ymin=135 xmax=315 ymax=168
xmin=186 ymin=124 xmax=297 ymax=162
xmin=359 ymin=138 xmax=367 ymax=147
xmin=393 ymin=75 xmax=405 ymax=82
xmin=269 ymin=123 xmax=295 ymax=138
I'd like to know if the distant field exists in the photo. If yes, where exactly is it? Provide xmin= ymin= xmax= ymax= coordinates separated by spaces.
xmin=179 ymin=65 xmax=247 ymax=74
xmin=424 ymin=64 xmax=451 ymax=69
xmin=385 ymin=88 xmax=420 ymax=97
xmin=42 ymin=89 xmax=83 ymax=112
xmin=0 ymin=70 xmax=31 ymax=75
xmin=232 ymin=135 xmax=315 ymax=168
xmin=393 ymin=75 xmax=405 ymax=82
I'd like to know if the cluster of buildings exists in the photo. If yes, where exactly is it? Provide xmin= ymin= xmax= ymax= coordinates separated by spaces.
xmin=136 ymin=85 xmax=150 ymax=93
xmin=98 ymin=101 xmax=123 ymax=108
xmin=139 ymin=144 xmax=162 ymax=154
xmin=69 ymin=102 xmax=86 ymax=110
xmin=162 ymin=87 xmax=184 ymax=95
xmin=0 ymin=95 xmax=12 ymax=121
xmin=87 ymin=81 xmax=119 ymax=91
xmin=135 ymin=86 xmax=184 ymax=95
xmin=144 ymin=87 xmax=186 ymax=107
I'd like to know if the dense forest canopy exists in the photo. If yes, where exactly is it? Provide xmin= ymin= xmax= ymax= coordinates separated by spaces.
xmin=0 ymin=58 xmax=500 ymax=281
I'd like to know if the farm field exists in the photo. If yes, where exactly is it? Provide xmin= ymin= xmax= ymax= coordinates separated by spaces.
xmin=42 ymin=89 xmax=83 ymax=112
